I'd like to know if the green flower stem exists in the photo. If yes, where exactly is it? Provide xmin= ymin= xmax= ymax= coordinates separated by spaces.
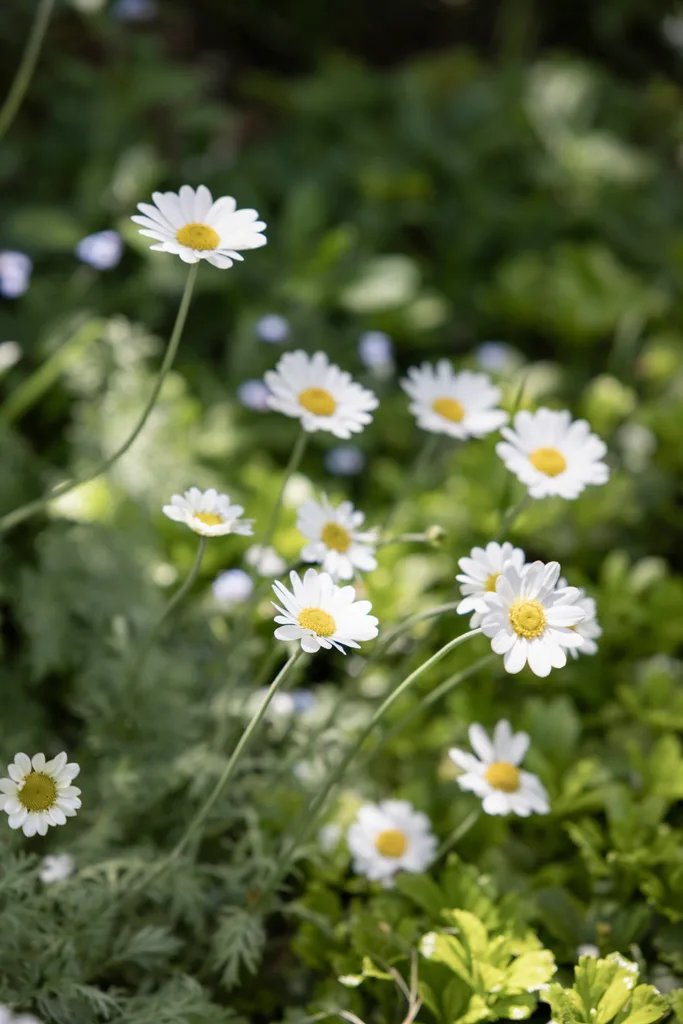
xmin=0 ymin=316 xmax=105 ymax=428
xmin=0 ymin=264 xmax=199 ymax=535
xmin=0 ymin=0 xmax=56 ymax=142
xmin=259 ymin=429 xmax=308 ymax=554
xmin=435 ymin=808 xmax=481 ymax=860
xmin=132 ymin=649 xmax=302 ymax=894
xmin=368 ymin=653 xmax=496 ymax=759
xmin=376 ymin=531 xmax=432 ymax=549
xmin=257 ymin=628 xmax=482 ymax=906
xmin=495 ymin=493 xmax=531 ymax=541
xmin=126 ymin=535 xmax=208 ymax=687
xmin=371 ymin=600 xmax=462 ymax=662
xmin=382 ymin=433 xmax=440 ymax=532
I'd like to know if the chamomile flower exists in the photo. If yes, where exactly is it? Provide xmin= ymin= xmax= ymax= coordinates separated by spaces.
xmin=401 ymin=361 xmax=508 ymax=440
xmin=131 ymin=185 xmax=266 ymax=269
xmin=272 ymin=568 xmax=379 ymax=654
xmin=347 ymin=800 xmax=437 ymax=885
xmin=481 ymin=560 xmax=585 ymax=677
xmin=162 ymin=487 xmax=254 ymax=538
xmin=456 ymin=542 xmax=527 ymax=618
xmin=496 ymin=408 xmax=609 ymax=500
xmin=39 ymin=853 xmax=75 ymax=883
xmin=558 ymin=578 xmax=602 ymax=658
xmin=265 ymin=351 xmax=378 ymax=438
xmin=0 ymin=753 xmax=81 ymax=837
xmin=449 ymin=720 xmax=549 ymax=816
xmin=297 ymin=496 xmax=378 ymax=580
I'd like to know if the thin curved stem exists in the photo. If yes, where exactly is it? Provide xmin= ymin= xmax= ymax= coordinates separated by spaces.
xmin=382 ymin=434 xmax=439 ymax=532
xmin=435 ymin=809 xmax=480 ymax=860
xmin=126 ymin=535 xmax=208 ymax=687
xmin=495 ymin=493 xmax=531 ymax=541
xmin=0 ymin=0 xmax=56 ymax=142
xmin=372 ymin=600 xmax=462 ymax=661
xmin=259 ymin=429 xmax=308 ymax=553
xmin=131 ymin=649 xmax=302 ymax=895
xmin=0 ymin=264 xmax=199 ymax=535
xmin=257 ymin=628 xmax=482 ymax=906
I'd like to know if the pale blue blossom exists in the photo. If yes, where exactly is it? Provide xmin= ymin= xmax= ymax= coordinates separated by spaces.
xmin=256 ymin=314 xmax=290 ymax=344
xmin=358 ymin=330 xmax=394 ymax=371
xmin=238 ymin=379 xmax=271 ymax=412
xmin=75 ymin=230 xmax=123 ymax=270
xmin=212 ymin=569 xmax=254 ymax=607
xmin=324 ymin=445 xmax=366 ymax=476
xmin=0 ymin=251 xmax=32 ymax=298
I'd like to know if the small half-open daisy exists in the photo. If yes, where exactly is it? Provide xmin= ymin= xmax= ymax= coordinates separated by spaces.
xmin=449 ymin=720 xmax=549 ymax=816
xmin=132 ymin=185 xmax=266 ymax=268
xmin=0 ymin=753 xmax=81 ymax=837
xmin=265 ymin=351 xmax=378 ymax=438
xmin=401 ymin=361 xmax=508 ymax=440
xmin=481 ymin=560 xmax=585 ymax=677
xmin=558 ymin=578 xmax=602 ymax=659
xmin=162 ymin=487 xmax=254 ymax=538
xmin=272 ymin=567 xmax=378 ymax=654
xmin=297 ymin=496 xmax=378 ymax=580
xmin=456 ymin=542 xmax=527 ymax=623
xmin=496 ymin=408 xmax=609 ymax=500
xmin=347 ymin=800 xmax=437 ymax=885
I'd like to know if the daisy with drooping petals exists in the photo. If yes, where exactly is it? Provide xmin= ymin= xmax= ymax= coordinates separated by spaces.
xmin=481 ymin=560 xmax=585 ymax=677
xmin=449 ymin=720 xmax=549 ymax=817
xmin=265 ymin=351 xmax=378 ymax=439
xmin=401 ymin=362 xmax=508 ymax=440
xmin=347 ymin=800 xmax=437 ymax=885
xmin=162 ymin=487 xmax=254 ymax=538
xmin=496 ymin=408 xmax=609 ymax=500
xmin=272 ymin=568 xmax=379 ymax=654
xmin=131 ymin=185 xmax=266 ymax=268
xmin=456 ymin=542 xmax=527 ymax=623
xmin=297 ymin=496 xmax=378 ymax=580
xmin=558 ymin=578 xmax=602 ymax=659
xmin=0 ymin=753 xmax=81 ymax=837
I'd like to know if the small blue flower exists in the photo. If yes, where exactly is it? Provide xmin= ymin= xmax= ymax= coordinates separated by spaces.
xmin=255 ymin=314 xmax=290 ymax=344
xmin=475 ymin=341 xmax=518 ymax=374
xmin=212 ymin=569 xmax=254 ymax=607
xmin=238 ymin=379 xmax=271 ymax=412
xmin=75 ymin=230 xmax=123 ymax=271
xmin=0 ymin=251 xmax=32 ymax=298
xmin=358 ymin=330 xmax=394 ymax=370
xmin=324 ymin=445 xmax=366 ymax=476
xmin=112 ymin=0 xmax=157 ymax=20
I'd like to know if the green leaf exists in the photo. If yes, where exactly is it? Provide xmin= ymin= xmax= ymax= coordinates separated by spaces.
xmin=502 ymin=950 xmax=557 ymax=994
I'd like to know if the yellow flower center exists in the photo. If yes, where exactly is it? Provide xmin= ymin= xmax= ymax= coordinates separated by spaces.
xmin=298 ymin=387 xmax=337 ymax=417
xmin=529 ymin=447 xmax=567 ymax=477
xmin=175 ymin=222 xmax=220 ymax=251
xmin=509 ymin=598 xmax=547 ymax=639
xmin=375 ymin=828 xmax=408 ymax=858
xmin=194 ymin=512 xmax=224 ymax=527
xmin=297 ymin=606 xmax=337 ymax=637
xmin=19 ymin=772 xmax=57 ymax=812
xmin=321 ymin=521 xmax=352 ymax=553
xmin=485 ymin=572 xmax=500 ymax=593
xmin=432 ymin=397 xmax=465 ymax=423
xmin=484 ymin=762 xmax=521 ymax=793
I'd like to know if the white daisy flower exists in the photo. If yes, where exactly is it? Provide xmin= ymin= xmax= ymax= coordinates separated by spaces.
xmin=456 ymin=542 xmax=527 ymax=618
xmin=558 ymin=578 xmax=602 ymax=659
xmin=347 ymin=800 xmax=437 ymax=885
xmin=496 ymin=408 xmax=609 ymax=500
xmin=244 ymin=544 xmax=287 ymax=577
xmin=162 ymin=487 xmax=254 ymax=538
xmin=39 ymin=853 xmax=75 ymax=884
xmin=297 ymin=496 xmax=378 ymax=580
xmin=481 ymin=560 xmax=585 ymax=677
xmin=131 ymin=185 xmax=266 ymax=269
xmin=265 ymin=351 xmax=379 ymax=439
xmin=400 ymin=361 xmax=508 ymax=440
xmin=0 ymin=1006 xmax=42 ymax=1024
xmin=449 ymin=720 xmax=549 ymax=817
xmin=0 ymin=753 xmax=81 ymax=837
xmin=272 ymin=568 xmax=379 ymax=654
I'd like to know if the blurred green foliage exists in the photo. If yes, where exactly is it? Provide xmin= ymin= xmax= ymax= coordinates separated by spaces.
xmin=1 ymin=0 xmax=683 ymax=1021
